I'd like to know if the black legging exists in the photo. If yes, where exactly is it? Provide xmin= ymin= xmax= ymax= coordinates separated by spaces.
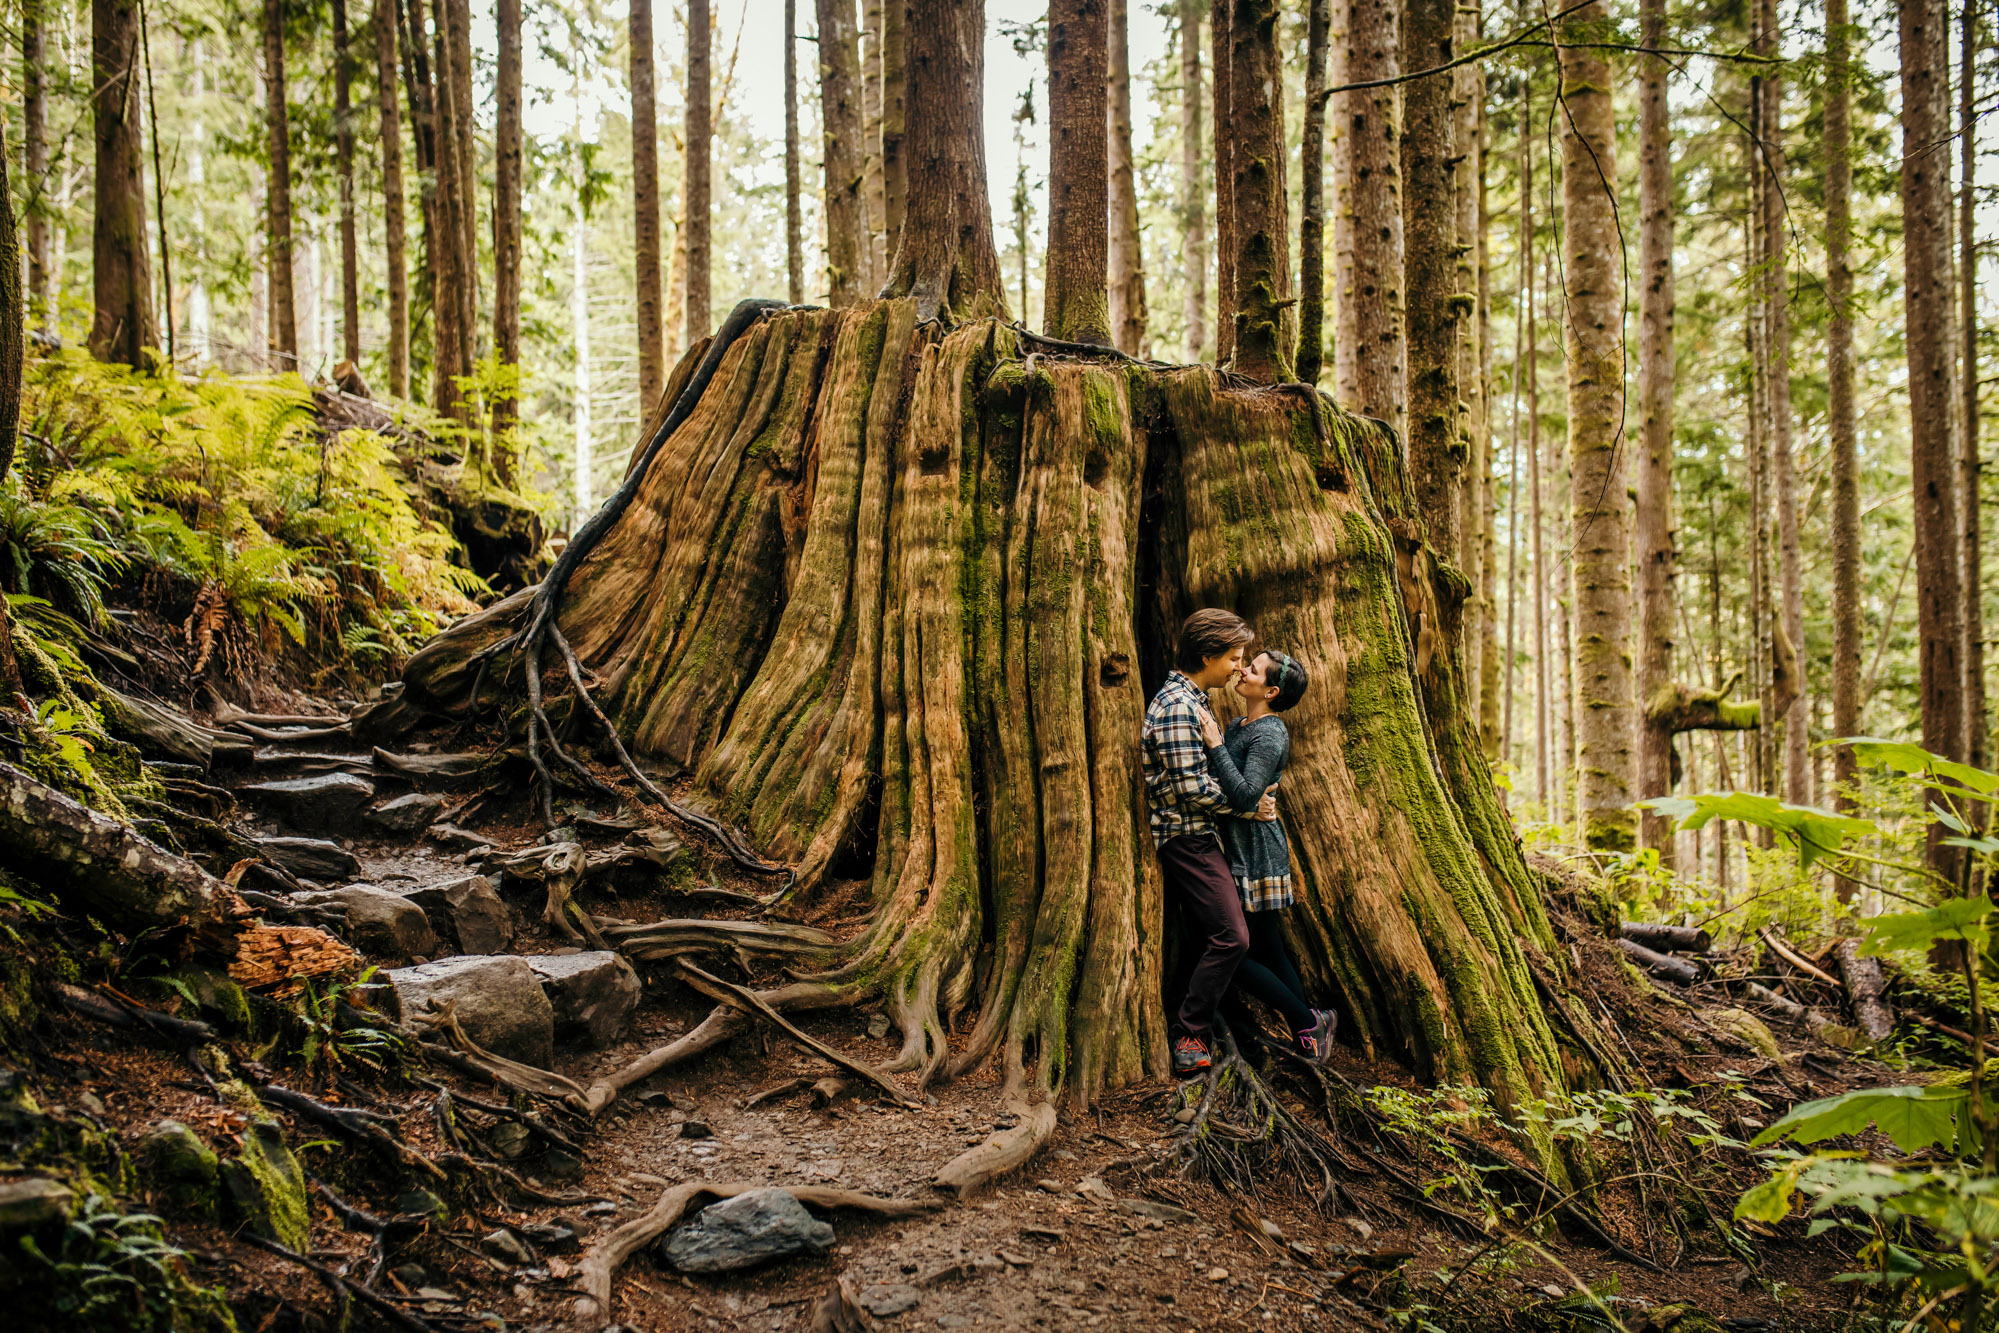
xmin=1226 ymin=909 xmax=1314 ymax=1035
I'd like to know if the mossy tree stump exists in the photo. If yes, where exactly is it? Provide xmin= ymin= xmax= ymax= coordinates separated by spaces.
xmin=380 ymin=300 xmax=1577 ymax=1133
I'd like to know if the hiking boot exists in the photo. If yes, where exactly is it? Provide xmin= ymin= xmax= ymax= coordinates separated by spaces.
xmin=1297 ymin=1009 xmax=1338 ymax=1063
xmin=1172 ymin=1036 xmax=1212 ymax=1075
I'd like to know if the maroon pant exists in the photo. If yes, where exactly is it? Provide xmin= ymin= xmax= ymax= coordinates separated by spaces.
xmin=1158 ymin=833 xmax=1250 ymax=1043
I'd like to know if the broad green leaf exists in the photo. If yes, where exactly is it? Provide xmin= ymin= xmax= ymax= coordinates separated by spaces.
xmin=1734 ymin=1162 xmax=1806 ymax=1222
xmin=1638 ymin=792 xmax=1875 ymax=873
xmin=1943 ymin=836 xmax=1999 ymax=856
xmin=1752 ymin=1085 xmax=1977 ymax=1156
xmin=1859 ymin=897 xmax=1994 ymax=956
xmin=1842 ymin=737 xmax=1999 ymax=797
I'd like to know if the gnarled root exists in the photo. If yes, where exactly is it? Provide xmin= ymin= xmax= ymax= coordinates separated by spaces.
xmin=583 ymin=1004 xmax=752 ymax=1116
xmin=570 ymin=1180 xmax=938 ymax=1329
xmin=674 ymin=961 xmax=919 ymax=1107
xmin=1170 ymin=1034 xmax=1349 ymax=1206
xmin=933 ymin=1101 xmax=1058 ymax=1198
xmin=419 ymin=1001 xmax=590 ymax=1112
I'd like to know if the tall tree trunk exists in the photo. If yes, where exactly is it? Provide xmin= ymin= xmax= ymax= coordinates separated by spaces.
xmin=23 ymin=0 xmax=50 ymax=331
xmin=397 ymin=0 xmax=437 ymax=395
xmin=1475 ymin=74 xmax=1501 ymax=758
xmin=492 ymin=0 xmax=522 ymax=466
xmin=1635 ymin=0 xmax=1676 ymax=862
xmin=862 ymin=0 xmax=888 ymax=289
xmin=1224 ymin=0 xmax=1292 ymax=382
xmin=1828 ymin=0 xmax=1859 ymax=813
xmin=0 ymin=116 xmax=20 ymax=491
xmin=1962 ymin=0 xmax=1987 ymax=776
xmin=1296 ymin=0 xmax=1329 ymax=384
xmin=631 ymin=0 xmax=666 ymax=411
xmin=445 ymin=0 xmax=476 ymax=366
xmin=262 ymin=0 xmax=297 ymax=365
xmin=1106 ymin=0 xmax=1147 ymax=355
xmin=785 ymin=0 xmax=805 ymax=304
xmin=1331 ymin=0 xmax=1404 ymax=431
xmin=1179 ymin=0 xmax=1208 ymax=362
xmin=881 ymin=0 xmax=1007 ymax=321
xmin=1502 ymin=120 xmax=1525 ymax=770
xmin=334 ymin=0 xmax=360 ymax=366
xmin=1901 ymin=0 xmax=1968 ymax=880
xmin=1210 ymin=0 xmax=1233 ymax=360
xmin=1402 ymin=0 xmax=1460 ymax=557
xmin=376 ymin=0 xmax=409 ymax=397
xmin=685 ymin=0 xmax=713 ymax=344
xmin=879 ymin=0 xmax=907 ymax=267
xmin=1560 ymin=3 xmax=1633 ymax=851
xmin=817 ymin=0 xmax=867 ymax=307
xmin=1758 ymin=0 xmax=1807 ymax=802
xmin=427 ymin=0 xmax=468 ymax=413
xmin=90 ymin=0 xmax=156 ymax=366
xmin=1044 ymin=0 xmax=1111 ymax=344
xmin=1524 ymin=123 xmax=1548 ymax=810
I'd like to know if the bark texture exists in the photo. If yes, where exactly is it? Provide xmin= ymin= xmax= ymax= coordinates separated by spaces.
xmin=370 ymin=301 xmax=1577 ymax=1148
xmin=23 ymin=0 xmax=49 ymax=329
xmin=1225 ymin=0 xmax=1291 ymax=383
xmin=1401 ymin=0 xmax=1460 ymax=558
xmin=1961 ymin=0 xmax=1986 ymax=776
xmin=1296 ymin=0 xmax=1329 ymax=386
xmin=1559 ymin=3 xmax=1634 ymax=850
xmin=493 ymin=0 xmax=523 ymax=455
xmin=879 ymin=0 xmax=907 ymax=267
xmin=375 ymin=0 xmax=410 ymax=397
xmin=1827 ymin=0 xmax=1858 ymax=810
xmin=0 ymin=118 xmax=19 ymax=488
xmin=817 ymin=0 xmax=868 ymax=306
xmin=686 ymin=0 xmax=713 ymax=345
xmin=1107 ymin=0 xmax=1147 ymax=356
xmin=632 ymin=0 xmax=667 ymax=412
xmin=90 ymin=0 xmax=156 ymax=367
xmin=1179 ymin=0 xmax=1208 ymax=363
xmin=263 ymin=0 xmax=297 ymax=365
xmin=1210 ymin=0 xmax=1233 ymax=361
xmin=335 ymin=0 xmax=361 ymax=366
xmin=1635 ymin=0 xmax=1676 ymax=859
xmin=1043 ymin=0 xmax=1112 ymax=345
xmin=1330 ymin=0 xmax=1404 ymax=430
xmin=786 ymin=0 xmax=805 ymax=305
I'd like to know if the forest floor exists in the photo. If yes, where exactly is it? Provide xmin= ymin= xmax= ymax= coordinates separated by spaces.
xmin=0 ymin=605 xmax=1907 ymax=1333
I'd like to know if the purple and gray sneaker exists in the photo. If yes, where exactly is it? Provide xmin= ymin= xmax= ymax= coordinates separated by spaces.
xmin=1296 ymin=1009 xmax=1338 ymax=1063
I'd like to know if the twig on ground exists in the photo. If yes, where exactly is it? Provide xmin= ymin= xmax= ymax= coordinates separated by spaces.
xmin=673 ymin=961 xmax=918 ymax=1107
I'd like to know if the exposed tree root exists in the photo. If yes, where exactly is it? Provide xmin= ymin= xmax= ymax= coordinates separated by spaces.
xmin=600 ymin=916 xmax=839 ymax=961
xmin=675 ymin=960 xmax=919 ymax=1107
xmin=583 ymin=1005 xmax=752 ymax=1116
xmin=933 ymin=1101 xmax=1058 ymax=1197
xmin=1168 ymin=1035 xmax=1350 ymax=1206
xmin=418 ymin=1003 xmax=590 ymax=1112
xmin=569 ymin=1180 xmax=938 ymax=1329
xmin=238 ymin=1232 xmax=439 ymax=1333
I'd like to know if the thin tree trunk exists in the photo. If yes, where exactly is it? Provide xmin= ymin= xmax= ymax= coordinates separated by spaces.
xmin=492 ymin=0 xmax=522 ymax=464
xmin=1044 ymin=0 xmax=1111 ymax=344
xmin=685 ymin=0 xmax=712 ymax=345
xmin=139 ymin=0 xmax=171 ymax=362
xmin=427 ymin=0 xmax=467 ymax=412
xmin=1402 ymin=0 xmax=1460 ymax=556
xmin=263 ymin=0 xmax=297 ymax=365
xmin=1106 ymin=0 xmax=1147 ymax=355
xmin=1759 ymin=0 xmax=1807 ymax=802
xmin=879 ymin=0 xmax=906 ymax=264
xmin=1559 ymin=2 xmax=1633 ymax=850
xmin=23 ymin=0 xmax=50 ymax=331
xmin=1475 ymin=77 xmax=1500 ymax=758
xmin=446 ymin=0 xmax=476 ymax=366
xmin=817 ymin=0 xmax=867 ymax=307
xmin=862 ymin=0 xmax=887 ymax=289
xmin=1502 ymin=133 xmax=1523 ymax=770
xmin=1331 ymin=0 xmax=1404 ymax=431
xmin=1635 ymin=0 xmax=1676 ymax=861
xmin=881 ymin=0 xmax=1007 ymax=321
xmin=0 ymin=116 xmax=20 ymax=492
xmin=1296 ymin=0 xmax=1329 ymax=384
xmin=397 ymin=0 xmax=436 ymax=394
xmin=1828 ymin=0 xmax=1859 ymax=814
xmin=1746 ymin=177 xmax=1771 ymax=807
xmin=1901 ymin=0 xmax=1968 ymax=879
xmin=1525 ymin=128 xmax=1547 ymax=811
xmin=1962 ymin=0 xmax=1987 ymax=776
xmin=1226 ymin=0 xmax=1290 ymax=382
xmin=1179 ymin=0 xmax=1208 ymax=363
xmin=376 ymin=0 xmax=409 ymax=397
xmin=631 ymin=0 xmax=665 ymax=411
xmin=334 ymin=0 xmax=360 ymax=366
xmin=1210 ymin=0 xmax=1233 ymax=360
xmin=90 ymin=0 xmax=156 ymax=367
xmin=785 ymin=0 xmax=804 ymax=304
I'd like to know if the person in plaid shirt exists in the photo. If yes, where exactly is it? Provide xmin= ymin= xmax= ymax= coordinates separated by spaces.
xmin=1143 ymin=608 xmax=1277 ymax=1075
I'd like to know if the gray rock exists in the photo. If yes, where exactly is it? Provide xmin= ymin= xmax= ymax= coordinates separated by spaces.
xmin=428 ymin=823 xmax=496 ymax=851
xmin=1119 ymin=1198 xmax=1197 ymax=1224
xmin=526 ymin=951 xmax=641 ymax=1045
xmin=240 ymin=774 xmax=376 ymax=831
xmin=367 ymin=792 xmax=450 ymax=834
xmin=481 ymin=1227 xmax=532 ymax=1265
xmin=298 ymin=886 xmax=439 ymax=960
xmin=136 ymin=1119 xmax=220 ymax=1217
xmin=660 ymin=1188 xmax=834 ymax=1273
xmin=401 ymin=875 xmax=513 ymax=954
xmin=384 ymin=955 xmax=555 ymax=1067
xmin=0 ymin=1178 xmax=72 ymax=1233
xmin=859 ymin=1284 xmax=921 ymax=1316
xmin=257 ymin=835 xmax=362 ymax=881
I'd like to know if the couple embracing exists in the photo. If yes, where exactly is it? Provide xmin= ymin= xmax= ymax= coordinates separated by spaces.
xmin=1141 ymin=609 xmax=1337 ymax=1077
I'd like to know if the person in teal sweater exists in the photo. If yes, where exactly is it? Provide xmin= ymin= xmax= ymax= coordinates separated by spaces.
xmin=1198 ymin=648 xmax=1337 ymax=1062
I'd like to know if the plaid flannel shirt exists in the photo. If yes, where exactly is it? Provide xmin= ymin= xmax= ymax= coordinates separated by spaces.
xmin=1142 ymin=671 xmax=1232 ymax=848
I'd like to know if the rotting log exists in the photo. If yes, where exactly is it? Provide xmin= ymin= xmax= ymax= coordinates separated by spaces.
xmin=1619 ymin=922 xmax=1711 ymax=955
xmin=363 ymin=299 xmax=1593 ymax=1174
xmin=1615 ymin=939 xmax=1703 ymax=987
xmin=0 ymin=760 xmax=355 ymax=989
xmin=1835 ymin=938 xmax=1895 ymax=1043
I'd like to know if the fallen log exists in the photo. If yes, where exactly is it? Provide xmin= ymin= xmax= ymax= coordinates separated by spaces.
xmin=1835 ymin=938 xmax=1897 ymax=1043
xmin=1615 ymin=939 xmax=1703 ymax=986
xmin=1744 ymin=982 xmax=1837 ymax=1039
xmin=1618 ymin=921 xmax=1712 ymax=955
xmin=0 ymin=761 xmax=355 ymax=990
xmin=1758 ymin=928 xmax=1840 ymax=988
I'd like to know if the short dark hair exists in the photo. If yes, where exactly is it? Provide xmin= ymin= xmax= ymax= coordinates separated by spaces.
xmin=1260 ymin=649 xmax=1309 ymax=712
xmin=1175 ymin=609 xmax=1255 ymax=674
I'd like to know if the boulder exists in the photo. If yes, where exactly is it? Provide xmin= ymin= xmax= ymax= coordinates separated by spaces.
xmin=384 ymin=956 xmax=555 ymax=1067
xmin=240 ymin=774 xmax=376 ymax=832
xmin=297 ymin=886 xmax=439 ymax=960
xmin=0 ymin=1178 xmax=72 ymax=1234
xmin=526 ymin=951 xmax=641 ymax=1046
xmin=401 ymin=875 xmax=513 ymax=954
xmin=220 ymin=1122 xmax=309 ymax=1250
xmin=661 ymin=1188 xmax=834 ymax=1273
xmin=366 ymin=792 xmax=450 ymax=835
xmin=136 ymin=1119 xmax=220 ymax=1218
xmin=256 ymin=835 xmax=362 ymax=881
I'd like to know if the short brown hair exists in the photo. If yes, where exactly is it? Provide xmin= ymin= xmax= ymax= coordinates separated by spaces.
xmin=1175 ymin=608 xmax=1255 ymax=674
